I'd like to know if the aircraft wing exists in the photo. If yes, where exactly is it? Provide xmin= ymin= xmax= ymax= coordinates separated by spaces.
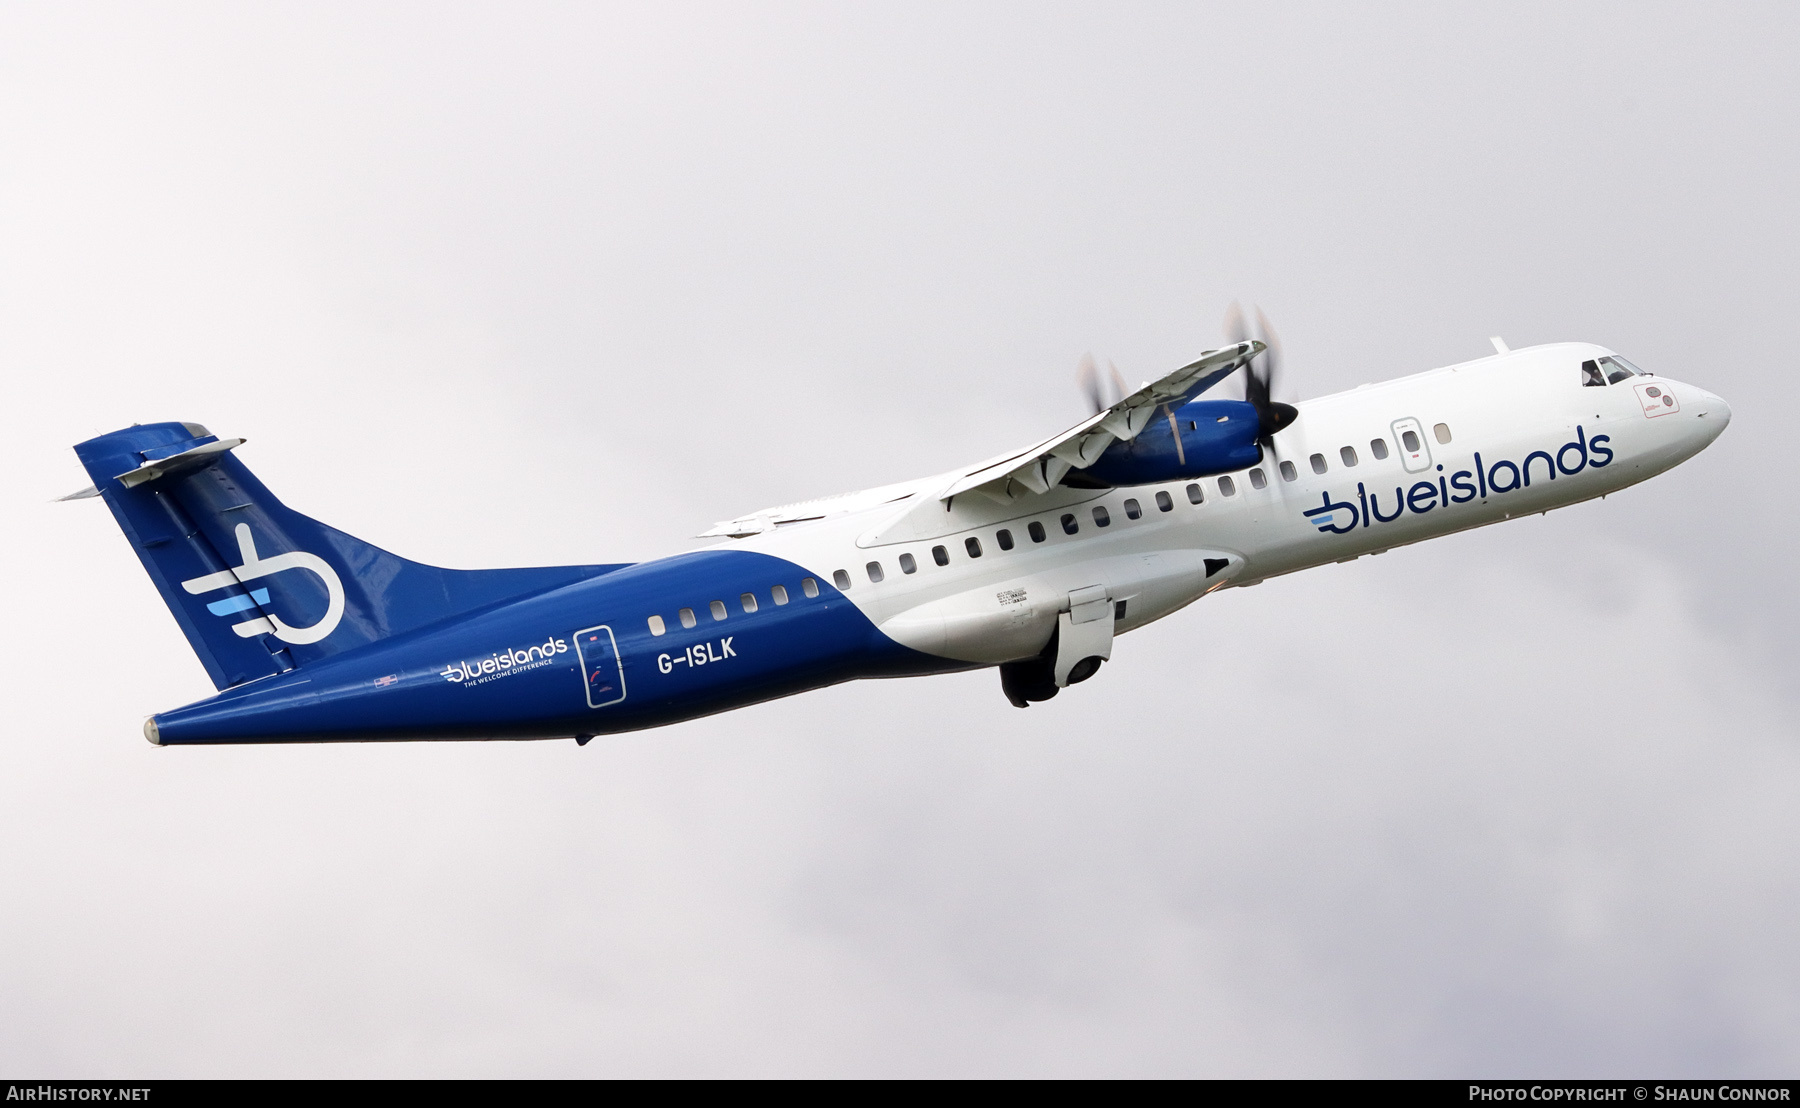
xmin=698 ymin=341 xmax=1259 ymax=537
xmin=939 ymin=341 xmax=1260 ymax=505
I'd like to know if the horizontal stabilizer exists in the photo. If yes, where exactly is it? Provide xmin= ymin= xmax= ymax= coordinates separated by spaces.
xmin=115 ymin=438 xmax=246 ymax=488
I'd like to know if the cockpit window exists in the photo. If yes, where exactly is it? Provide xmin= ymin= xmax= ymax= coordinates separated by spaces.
xmin=1581 ymin=359 xmax=1606 ymax=388
xmin=1600 ymin=355 xmax=1646 ymax=384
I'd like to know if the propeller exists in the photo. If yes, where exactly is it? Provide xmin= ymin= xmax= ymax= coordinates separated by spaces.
xmin=1075 ymin=352 xmax=1103 ymax=414
xmin=1223 ymin=302 xmax=1298 ymax=447
xmin=1075 ymin=353 xmax=1133 ymax=415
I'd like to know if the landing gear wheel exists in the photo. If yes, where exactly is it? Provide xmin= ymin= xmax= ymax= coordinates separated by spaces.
xmin=999 ymin=626 xmax=1061 ymax=708
xmin=1065 ymin=655 xmax=1104 ymax=685
xmin=1000 ymin=658 xmax=1059 ymax=707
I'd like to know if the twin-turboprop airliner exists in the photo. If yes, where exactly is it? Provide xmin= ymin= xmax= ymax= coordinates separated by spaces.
xmin=66 ymin=319 xmax=1730 ymax=745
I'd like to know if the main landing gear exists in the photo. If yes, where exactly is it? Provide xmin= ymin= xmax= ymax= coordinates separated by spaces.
xmin=1000 ymin=587 xmax=1116 ymax=707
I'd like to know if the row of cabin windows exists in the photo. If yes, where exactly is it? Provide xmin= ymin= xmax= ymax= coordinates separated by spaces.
xmin=646 ymin=577 xmax=822 ymax=636
xmin=825 ymin=489 xmax=1201 ymax=589
xmin=772 ymin=420 xmax=1465 ymax=604
xmin=1260 ymin=423 xmax=1455 ymax=485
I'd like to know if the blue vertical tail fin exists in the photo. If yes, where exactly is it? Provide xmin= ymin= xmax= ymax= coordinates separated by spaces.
xmin=72 ymin=423 xmax=627 ymax=690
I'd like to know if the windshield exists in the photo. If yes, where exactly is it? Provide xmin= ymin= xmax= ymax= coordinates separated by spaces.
xmin=1600 ymin=355 xmax=1646 ymax=384
xmin=1583 ymin=355 xmax=1648 ymax=387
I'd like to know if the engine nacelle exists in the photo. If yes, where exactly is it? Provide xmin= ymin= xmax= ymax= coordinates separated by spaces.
xmin=1067 ymin=398 xmax=1262 ymax=488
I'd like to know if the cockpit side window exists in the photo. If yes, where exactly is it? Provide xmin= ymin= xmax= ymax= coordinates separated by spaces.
xmin=1599 ymin=355 xmax=1645 ymax=385
xmin=1581 ymin=359 xmax=1606 ymax=388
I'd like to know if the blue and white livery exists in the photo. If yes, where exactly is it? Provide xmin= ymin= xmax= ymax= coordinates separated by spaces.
xmin=65 ymin=334 xmax=1729 ymax=745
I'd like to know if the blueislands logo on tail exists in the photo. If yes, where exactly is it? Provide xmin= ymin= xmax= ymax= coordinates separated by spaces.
xmin=179 ymin=523 xmax=346 ymax=645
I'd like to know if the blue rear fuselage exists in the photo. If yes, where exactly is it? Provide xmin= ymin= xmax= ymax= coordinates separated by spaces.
xmin=152 ymin=550 xmax=962 ymax=744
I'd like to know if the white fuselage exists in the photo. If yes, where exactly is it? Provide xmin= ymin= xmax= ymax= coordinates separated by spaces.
xmin=712 ymin=343 xmax=1729 ymax=668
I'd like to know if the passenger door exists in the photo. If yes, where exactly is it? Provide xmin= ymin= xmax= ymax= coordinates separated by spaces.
xmin=574 ymin=624 xmax=628 ymax=709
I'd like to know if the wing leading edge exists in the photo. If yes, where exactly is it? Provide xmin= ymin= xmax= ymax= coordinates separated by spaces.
xmin=941 ymin=342 xmax=1260 ymax=506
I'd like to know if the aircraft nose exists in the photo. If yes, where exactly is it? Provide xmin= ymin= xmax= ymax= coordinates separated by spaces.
xmin=1696 ymin=387 xmax=1731 ymax=428
xmin=1685 ymin=384 xmax=1731 ymax=445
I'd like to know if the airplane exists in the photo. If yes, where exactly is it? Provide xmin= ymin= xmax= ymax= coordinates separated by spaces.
xmin=64 ymin=312 xmax=1730 ymax=746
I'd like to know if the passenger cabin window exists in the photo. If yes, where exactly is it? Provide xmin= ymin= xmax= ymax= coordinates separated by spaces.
xmin=1600 ymin=355 xmax=1646 ymax=384
xmin=1123 ymin=498 xmax=1142 ymax=520
xmin=1310 ymin=453 xmax=1328 ymax=475
xmin=932 ymin=545 xmax=950 ymax=566
xmin=801 ymin=577 xmax=819 ymax=599
xmin=740 ymin=593 xmax=758 ymax=613
xmin=1401 ymin=429 xmax=1421 ymax=453
xmin=647 ymin=615 xmax=667 ymax=636
xmin=997 ymin=528 xmax=1015 ymax=550
xmin=679 ymin=607 xmax=697 ymax=629
xmin=1156 ymin=490 xmax=1174 ymax=512
xmin=1186 ymin=482 xmax=1203 ymax=504
xmin=710 ymin=600 xmax=727 ymax=621
xmin=771 ymin=584 xmax=790 ymax=605
xmin=1092 ymin=505 xmax=1110 ymax=527
xmin=1433 ymin=422 xmax=1452 ymax=444
xmin=865 ymin=561 xmax=884 ymax=583
xmin=1279 ymin=460 xmax=1298 ymax=482
xmin=899 ymin=553 xmax=917 ymax=574
xmin=1061 ymin=513 xmax=1079 ymax=535
xmin=965 ymin=537 xmax=983 ymax=557
xmin=832 ymin=569 xmax=851 ymax=590
xmin=1218 ymin=476 xmax=1236 ymax=497
xmin=1249 ymin=468 xmax=1267 ymax=490
xmin=1340 ymin=445 xmax=1359 ymax=467
xmin=1370 ymin=438 xmax=1389 ymax=460
xmin=1028 ymin=521 xmax=1047 ymax=542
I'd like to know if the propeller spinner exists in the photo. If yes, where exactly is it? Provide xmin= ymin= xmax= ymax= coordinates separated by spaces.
xmin=1223 ymin=302 xmax=1298 ymax=446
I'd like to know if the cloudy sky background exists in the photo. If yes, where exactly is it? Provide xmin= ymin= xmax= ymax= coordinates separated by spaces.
xmin=2 ymin=1 xmax=1797 ymax=1076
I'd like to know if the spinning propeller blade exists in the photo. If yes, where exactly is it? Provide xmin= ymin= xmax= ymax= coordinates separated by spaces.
xmin=1075 ymin=352 xmax=1105 ymax=415
xmin=1224 ymin=301 xmax=1298 ymax=447
xmin=1074 ymin=353 xmax=1134 ymax=416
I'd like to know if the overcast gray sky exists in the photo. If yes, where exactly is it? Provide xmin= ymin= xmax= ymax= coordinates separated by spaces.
xmin=2 ymin=1 xmax=1797 ymax=1077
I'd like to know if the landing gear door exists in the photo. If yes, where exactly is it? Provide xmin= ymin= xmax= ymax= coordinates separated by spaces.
xmin=1054 ymin=584 xmax=1114 ymax=687
xmin=1391 ymin=417 xmax=1433 ymax=473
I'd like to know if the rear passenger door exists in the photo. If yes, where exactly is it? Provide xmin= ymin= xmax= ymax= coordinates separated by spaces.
xmin=574 ymin=624 xmax=627 ymax=709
